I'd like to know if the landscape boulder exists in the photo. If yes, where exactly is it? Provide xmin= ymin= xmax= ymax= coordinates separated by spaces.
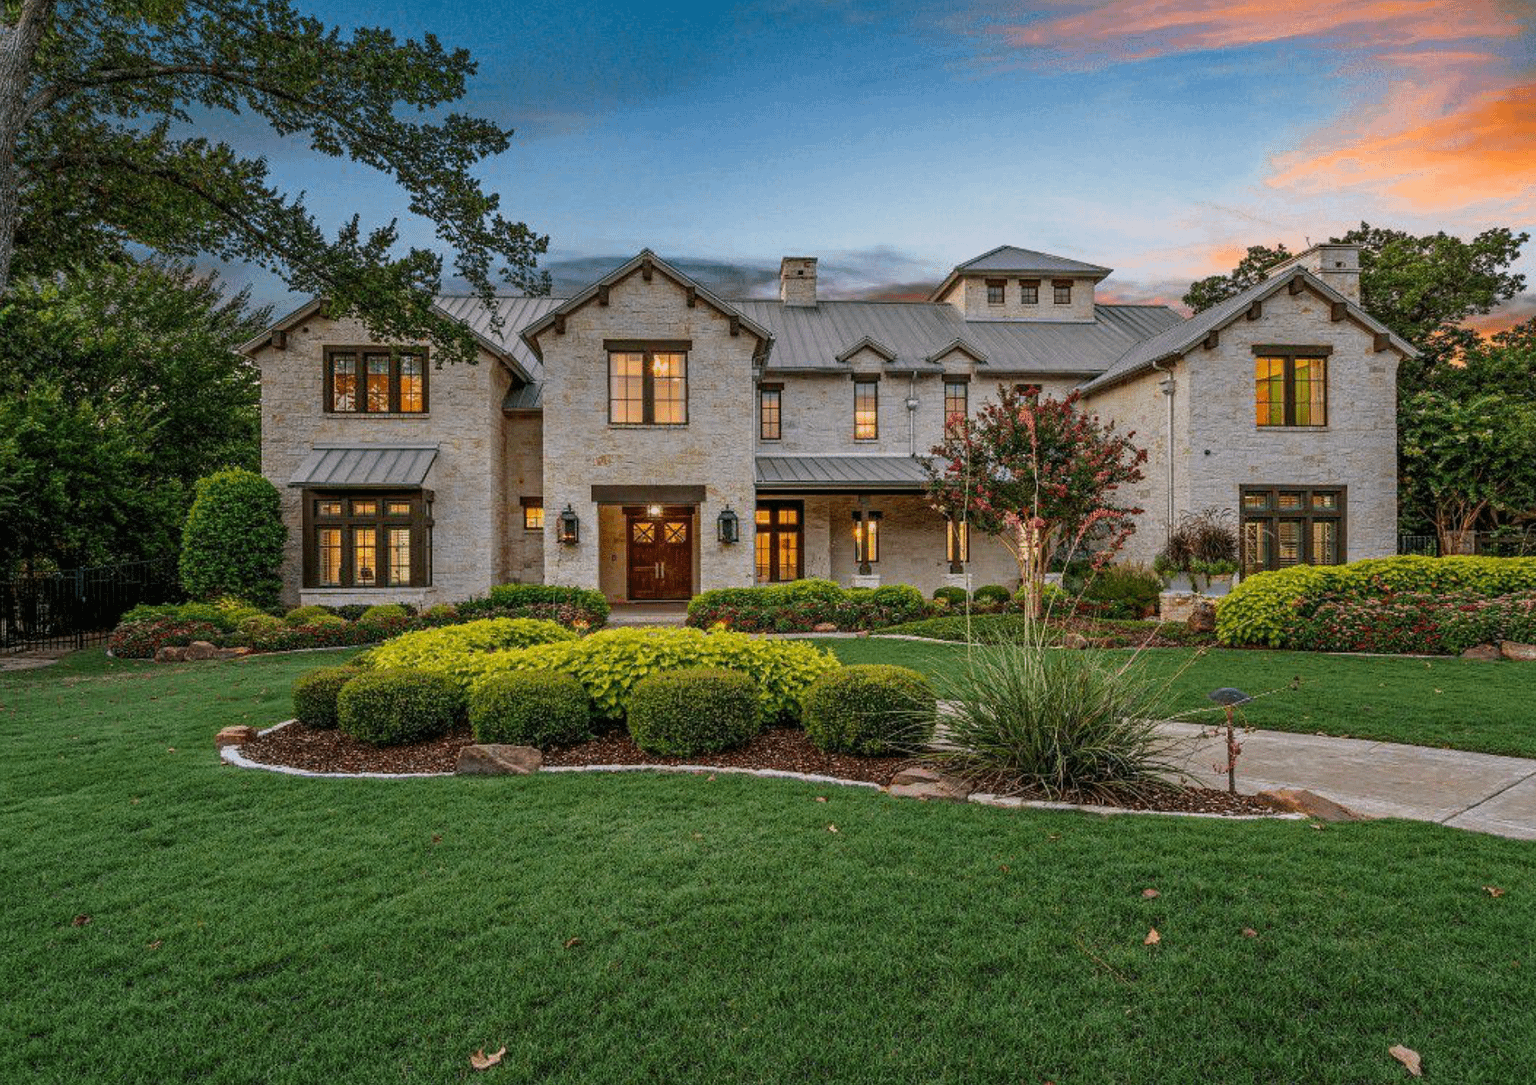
xmin=1499 ymin=641 xmax=1536 ymax=662
xmin=455 ymin=744 xmax=543 ymax=776
xmin=1061 ymin=632 xmax=1091 ymax=650
xmin=1187 ymin=601 xmax=1217 ymax=634
xmin=812 ymin=622 xmax=838 ymax=634
xmin=215 ymin=725 xmax=259 ymax=747
xmin=184 ymin=640 xmax=219 ymax=661
xmin=887 ymin=765 xmax=974 ymax=803
xmin=1461 ymin=643 xmax=1503 ymax=661
xmin=154 ymin=646 xmax=188 ymax=663
xmin=1255 ymin=788 xmax=1363 ymax=823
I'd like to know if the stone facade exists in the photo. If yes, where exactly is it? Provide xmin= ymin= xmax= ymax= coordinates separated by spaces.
xmin=939 ymin=274 xmax=1098 ymax=322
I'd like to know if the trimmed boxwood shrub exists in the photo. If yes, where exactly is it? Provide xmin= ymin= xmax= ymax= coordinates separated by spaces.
xmin=972 ymin=584 xmax=1012 ymax=606
xmin=337 ymin=669 xmax=463 ymax=746
xmin=686 ymin=577 xmax=928 ymax=632
xmin=366 ymin=618 xmax=577 ymax=688
xmin=469 ymin=670 xmax=590 ymax=748
xmin=932 ymin=586 xmax=968 ymax=607
xmin=285 ymin=604 xmax=334 ymax=624
xmin=360 ymin=603 xmax=410 ymax=622
xmin=291 ymin=666 xmax=359 ymax=729
xmin=626 ymin=667 xmax=761 ymax=756
xmin=179 ymin=468 xmax=286 ymax=606
xmin=463 ymin=627 xmax=840 ymax=723
xmin=485 ymin=583 xmax=610 ymax=624
xmin=803 ymin=664 xmax=937 ymax=756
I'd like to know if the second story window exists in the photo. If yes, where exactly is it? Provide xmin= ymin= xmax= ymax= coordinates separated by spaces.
xmin=326 ymin=348 xmax=427 ymax=413
xmin=1052 ymin=280 xmax=1072 ymax=305
xmin=1255 ymin=351 xmax=1328 ymax=427
xmin=759 ymin=384 xmax=782 ymax=441
xmin=853 ymin=379 xmax=879 ymax=440
xmin=1020 ymin=279 xmax=1039 ymax=305
xmin=985 ymin=279 xmax=1005 ymax=305
xmin=944 ymin=380 xmax=968 ymax=436
xmin=608 ymin=345 xmax=688 ymax=425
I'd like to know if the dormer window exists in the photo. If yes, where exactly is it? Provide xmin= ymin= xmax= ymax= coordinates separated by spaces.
xmin=1019 ymin=279 xmax=1039 ymax=305
xmin=1052 ymin=280 xmax=1072 ymax=305
xmin=985 ymin=279 xmax=1005 ymax=305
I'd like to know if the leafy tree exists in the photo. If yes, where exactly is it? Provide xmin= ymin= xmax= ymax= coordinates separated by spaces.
xmin=0 ymin=0 xmax=548 ymax=363
xmin=1182 ymin=224 xmax=1527 ymax=388
xmin=179 ymin=467 xmax=286 ymax=604
xmin=925 ymin=386 xmax=1147 ymax=618
xmin=1399 ymin=392 xmax=1536 ymax=553
xmin=0 ymin=260 xmax=265 ymax=573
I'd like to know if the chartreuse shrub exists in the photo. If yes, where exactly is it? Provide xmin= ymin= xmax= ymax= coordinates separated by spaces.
xmin=1216 ymin=556 xmax=1536 ymax=647
xmin=469 ymin=671 xmax=590 ymax=748
xmin=291 ymin=667 xmax=360 ymax=729
xmin=626 ymin=668 xmax=761 ymax=756
xmin=361 ymin=603 xmax=410 ymax=622
xmin=336 ymin=669 xmax=463 ymax=746
xmin=802 ymin=665 xmax=937 ymax=756
xmin=464 ymin=627 xmax=839 ymax=723
xmin=285 ymin=604 xmax=334 ymax=624
xmin=179 ymin=468 xmax=286 ymax=606
xmin=366 ymin=618 xmax=576 ymax=688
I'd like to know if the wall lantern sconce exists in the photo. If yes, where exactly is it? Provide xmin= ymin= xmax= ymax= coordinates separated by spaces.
xmin=717 ymin=506 xmax=740 ymax=544
xmin=557 ymin=504 xmax=580 ymax=546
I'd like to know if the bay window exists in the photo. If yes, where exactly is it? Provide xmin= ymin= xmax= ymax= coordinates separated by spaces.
xmin=303 ymin=491 xmax=431 ymax=588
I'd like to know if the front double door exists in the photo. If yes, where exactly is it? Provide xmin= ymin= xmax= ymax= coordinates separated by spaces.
xmin=625 ymin=507 xmax=693 ymax=600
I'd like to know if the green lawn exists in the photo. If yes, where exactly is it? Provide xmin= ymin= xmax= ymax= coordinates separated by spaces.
xmin=2 ymin=649 xmax=1536 ymax=1083
xmin=823 ymin=637 xmax=1536 ymax=759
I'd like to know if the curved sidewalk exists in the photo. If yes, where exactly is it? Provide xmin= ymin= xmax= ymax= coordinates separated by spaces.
xmin=1161 ymin=722 xmax=1536 ymax=840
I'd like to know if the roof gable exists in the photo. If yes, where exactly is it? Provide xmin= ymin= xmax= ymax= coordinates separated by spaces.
xmin=834 ymin=335 xmax=897 ymax=364
xmin=931 ymin=245 xmax=1112 ymax=302
xmin=924 ymin=338 xmax=988 ymax=366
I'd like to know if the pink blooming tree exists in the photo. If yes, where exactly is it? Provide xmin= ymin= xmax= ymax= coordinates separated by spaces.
xmin=926 ymin=386 xmax=1148 ymax=618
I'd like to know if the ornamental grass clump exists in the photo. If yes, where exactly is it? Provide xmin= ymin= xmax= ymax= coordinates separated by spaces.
xmin=930 ymin=620 xmax=1186 ymax=801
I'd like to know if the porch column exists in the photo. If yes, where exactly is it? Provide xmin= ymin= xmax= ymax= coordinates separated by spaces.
xmin=856 ymin=495 xmax=872 ymax=576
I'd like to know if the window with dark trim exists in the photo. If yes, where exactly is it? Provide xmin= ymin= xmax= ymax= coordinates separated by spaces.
xmin=520 ymin=497 xmax=543 ymax=531
xmin=754 ymin=501 xmax=803 ymax=583
xmin=985 ymin=279 xmax=1005 ymax=305
xmin=1254 ymin=349 xmax=1328 ymax=427
xmin=608 ymin=346 xmax=688 ymax=425
xmin=1052 ymin=280 xmax=1072 ymax=305
xmin=944 ymin=380 xmax=968 ymax=436
xmin=853 ymin=379 xmax=879 ymax=440
xmin=303 ymin=490 xmax=431 ymax=588
xmin=1239 ymin=485 xmax=1344 ymax=574
xmin=325 ymin=348 xmax=427 ymax=413
xmin=759 ymin=384 xmax=782 ymax=441
xmin=1019 ymin=279 xmax=1039 ymax=304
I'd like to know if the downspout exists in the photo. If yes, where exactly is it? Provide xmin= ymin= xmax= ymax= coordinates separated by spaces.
xmin=905 ymin=370 xmax=919 ymax=457
xmin=1152 ymin=359 xmax=1176 ymax=546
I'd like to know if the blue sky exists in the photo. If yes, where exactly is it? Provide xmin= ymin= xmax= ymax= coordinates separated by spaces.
xmin=236 ymin=0 xmax=1536 ymax=323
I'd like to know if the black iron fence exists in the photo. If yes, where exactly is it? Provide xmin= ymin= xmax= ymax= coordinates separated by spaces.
xmin=0 ymin=558 xmax=181 ymax=652
xmin=1399 ymin=530 xmax=1536 ymax=558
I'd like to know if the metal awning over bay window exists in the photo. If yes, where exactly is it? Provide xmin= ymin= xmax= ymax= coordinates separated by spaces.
xmin=290 ymin=446 xmax=438 ymax=589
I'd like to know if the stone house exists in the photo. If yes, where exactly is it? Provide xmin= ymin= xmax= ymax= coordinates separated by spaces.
xmin=240 ymin=242 xmax=1414 ymax=607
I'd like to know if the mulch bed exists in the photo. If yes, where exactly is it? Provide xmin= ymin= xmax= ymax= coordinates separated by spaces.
xmin=236 ymin=724 xmax=1288 ymax=815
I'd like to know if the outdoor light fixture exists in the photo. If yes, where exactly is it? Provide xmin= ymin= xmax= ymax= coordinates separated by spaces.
xmin=557 ymin=504 xmax=580 ymax=545
xmin=647 ymin=504 xmax=663 ymax=517
xmin=717 ymin=506 xmax=740 ymax=544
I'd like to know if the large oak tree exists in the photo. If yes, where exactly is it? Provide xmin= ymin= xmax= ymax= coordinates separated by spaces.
xmin=0 ymin=0 xmax=548 ymax=363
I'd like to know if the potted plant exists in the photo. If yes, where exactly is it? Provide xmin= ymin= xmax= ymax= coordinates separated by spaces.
xmin=1155 ymin=509 xmax=1238 ymax=596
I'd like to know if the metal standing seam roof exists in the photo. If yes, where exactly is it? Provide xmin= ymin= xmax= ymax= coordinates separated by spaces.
xmin=730 ymin=299 xmax=1182 ymax=375
xmin=435 ymin=294 xmax=563 ymax=384
xmin=755 ymin=454 xmax=931 ymax=490
xmin=952 ymin=245 xmax=1113 ymax=276
xmin=288 ymin=445 xmax=439 ymax=488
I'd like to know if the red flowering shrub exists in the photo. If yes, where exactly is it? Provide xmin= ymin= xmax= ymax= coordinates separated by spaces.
xmin=1289 ymin=591 xmax=1536 ymax=655
xmin=108 ymin=619 xmax=223 ymax=658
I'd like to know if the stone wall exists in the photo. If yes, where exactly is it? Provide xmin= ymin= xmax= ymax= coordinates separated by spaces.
xmin=939 ymin=274 xmax=1098 ymax=322
xmin=499 ymin=410 xmax=545 ymax=584
xmin=253 ymin=313 xmax=512 ymax=607
xmin=811 ymin=494 xmax=1018 ymax=596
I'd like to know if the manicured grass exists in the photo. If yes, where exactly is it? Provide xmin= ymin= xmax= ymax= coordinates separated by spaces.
xmin=2 ymin=648 xmax=1535 ymax=1083
xmin=882 ymin=612 xmax=1215 ymax=646
xmin=822 ymin=637 xmax=1536 ymax=758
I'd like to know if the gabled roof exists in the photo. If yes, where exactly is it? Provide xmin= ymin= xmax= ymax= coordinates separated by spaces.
xmin=1079 ymin=267 xmax=1418 ymax=394
xmin=518 ymin=249 xmax=774 ymax=361
xmin=930 ymin=245 xmax=1112 ymax=301
xmin=924 ymin=337 xmax=988 ymax=366
xmin=834 ymin=335 xmax=897 ymax=363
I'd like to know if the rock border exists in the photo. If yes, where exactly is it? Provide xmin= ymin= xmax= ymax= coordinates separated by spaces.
xmin=219 ymin=721 xmax=1306 ymax=822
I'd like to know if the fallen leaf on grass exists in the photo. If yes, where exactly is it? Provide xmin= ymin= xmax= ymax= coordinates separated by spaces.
xmin=1241 ymin=928 xmax=1258 ymax=938
xmin=999 ymin=864 xmax=1011 ymax=873
xmin=470 ymin=1047 xmax=506 ymax=1071
xmin=147 ymin=940 xmax=162 ymax=950
xmin=167 ymin=747 xmax=177 ymax=753
xmin=691 ymin=832 xmax=703 ymax=840
xmin=1388 ymin=1044 xmax=1422 ymax=1076
xmin=1141 ymin=888 xmax=1160 ymax=899
xmin=1483 ymin=885 xmax=1506 ymax=898
xmin=706 ymin=774 xmax=716 ymax=782
xmin=815 ymin=796 xmax=828 ymax=803
xmin=71 ymin=914 xmax=90 ymax=927
xmin=1143 ymin=928 xmax=1160 ymax=946
xmin=563 ymin=937 xmax=582 ymax=949
xmin=827 ymin=824 xmax=839 ymax=833
xmin=431 ymin=834 xmax=442 ymax=845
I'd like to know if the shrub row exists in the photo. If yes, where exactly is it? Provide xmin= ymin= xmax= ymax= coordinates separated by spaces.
xmin=1216 ymin=556 xmax=1536 ymax=647
xmin=363 ymin=618 xmax=577 ymax=686
xmin=1288 ymin=591 xmax=1536 ymax=656
xmin=686 ymin=578 xmax=927 ymax=632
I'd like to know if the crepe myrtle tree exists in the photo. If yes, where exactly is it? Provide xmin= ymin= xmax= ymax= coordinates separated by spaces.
xmin=0 ymin=0 xmax=549 ymax=364
xmin=926 ymin=386 xmax=1148 ymax=618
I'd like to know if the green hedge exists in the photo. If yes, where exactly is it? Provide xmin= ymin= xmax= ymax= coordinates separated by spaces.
xmin=179 ymin=468 xmax=286 ymax=606
xmin=972 ymin=584 xmax=1011 ymax=605
xmin=469 ymin=670 xmax=590 ymax=748
xmin=1216 ymin=555 xmax=1536 ymax=647
xmin=685 ymin=578 xmax=928 ymax=632
xmin=462 ymin=627 xmax=839 ymax=723
xmin=291 ymin=666 xmax=359 ymax=729
xmin=366 ymin=618 xmax=577 ymax=688
xmin=337 ymin=669 xmax=463 ymax=746
xmin=802 ymin=664 xmax=937 ymax=756
xmin=626 ymin=668 xmax=761 ymax=756
xmin=932 ymin=586 xmax=968 ymax=607
xmin=486 ymin=583 xmax=610 ymax=623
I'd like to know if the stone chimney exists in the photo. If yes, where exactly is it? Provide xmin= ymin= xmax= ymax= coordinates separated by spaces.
xmin=1265 ymin=242 xmax=1361 ymax=303
xmin=779 ymin=256 xmax=818 ymax=307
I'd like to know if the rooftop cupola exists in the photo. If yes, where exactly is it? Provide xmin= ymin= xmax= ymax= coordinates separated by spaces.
xmin=779 ymin=256 xmax=818 ymax=307
xmin=931 ymin=245 xmax=1111 ymax=322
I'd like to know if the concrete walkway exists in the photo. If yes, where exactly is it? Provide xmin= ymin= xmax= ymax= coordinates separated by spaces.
xmin=1162 ymin=722 xmax=1536 ymax=840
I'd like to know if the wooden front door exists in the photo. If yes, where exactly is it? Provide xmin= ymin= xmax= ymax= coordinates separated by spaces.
xmin=625 ymin=508 xmax=693 ymax=600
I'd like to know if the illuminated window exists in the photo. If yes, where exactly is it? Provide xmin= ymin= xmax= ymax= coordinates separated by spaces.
xmin=318 ymin=528 xmax=342 ymax=586
xmin=754 ymin=502 xmax=803 ymax=583
xmin=387 ymin=528 xmax=411 ymax=585
xmin=609 ymin=348 xmax=688 ymax=425
xmin=521 ymin=498 xmax=543 ymax=531
xmin=1239 ymin=486 xmax=1344 ymax=574
xmin=759 ymin=385 xmax=782 ymax=441
xmin=1019 ymin=279 xmax=1039 ymax=305
xmin=854 ymin=380 xmax=878 ymax=440
xmin=1254 ymin=352 xmax=1327 ymax=427
xmin=352 ymin=526 xmax=377 ymax=586
xmin=947 ymin=519 xmax=969 ymax=564
xmin=325 ymin=348 xmax=427 ymax=413
xmin=304 ymin=491 xmax=428 ymax=588
xmin=943 ymin=381 xmax=968 ymax=436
